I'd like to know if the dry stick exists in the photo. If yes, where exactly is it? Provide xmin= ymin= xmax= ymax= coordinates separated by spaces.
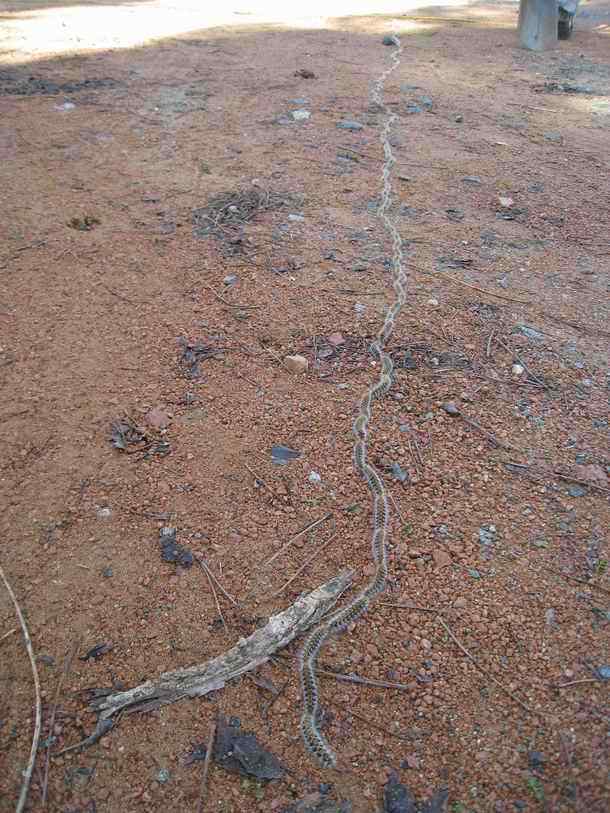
xmin=416 ymin=267 xmax=531 ymax=305
xmin=270 ymin=533 xmax=337 ymax=599
xmin=379 ymin=602 xmax=444 ymax=614
xmin=328 ymin=699 xmax=409 ymax=742
xmin=486 ymin=329 xmax=495 ymax=358
xmin=495 ymin=336 xmax=549 ymax=391
xmin=197 ymin=557 xmax=238 ymax=607
xmin=244 ymin=462 xmax=279 ymax=500
xmin=198 ymin=560 xmax=226 ymax=631
xmin=553 ymin=678 xmax=602 ymax=689
xmin=317 ymin=668 xmax=410 ymax=691
xmin=1 ymin=627 xmax=17 ymax=643
xmin=547 ymin=568 xmax=610 ymax=596
xmin=196 ymin=719 xmax=217 ymax=813
xmin=203 ymin=283 xmax=259 ymax=310
xmin=437 ymin=616 xmax=542 ymax=719
xmin=264 ymin=513 xmax=333 ymax=568
xmin=42 ymin=639 xmax=79 ymax=807
xmin=87 ymin=571 xmax=353 ymax=724
xmin=0 ymin=564 xmax=42 ymax=813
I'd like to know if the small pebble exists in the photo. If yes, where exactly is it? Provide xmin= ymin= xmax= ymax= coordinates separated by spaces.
xmin=596 ymin=665 xmax=610 ymax=681
xmin=308 ymin=470 xmax=322 ymax=484
xmin=567 ymin=484 xmax=587 ymax=497
xmin=463 ymin=176 xmax=482 ymax=185
xmin=382 ymin=35 xmax=396 ymax=46
xmin=291 ymin=109 xmax=310 ymax=121
xmin=337 ymin=120 xmax=364 ymax=131
xmin=427 ymin=298 xmax=439 ymax=306
xmin=441 ymin=401 xmax=460 ymax=417
xmin=284 ymin=354 xmax=309 ymax=373
xmin=96 ymin=506 xmax=112 ymax=519
xmin=156 ymin=769 xmax=171 ymax=784
xmin=512 ymin=363 xmax=525 ymax=377
xmin=223 ymin=274 xmax=238 ymax=286
xmin=454 ymin=113 xmax=463 ymax=123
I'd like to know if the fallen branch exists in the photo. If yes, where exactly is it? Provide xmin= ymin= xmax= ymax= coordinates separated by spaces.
xmin=84 ymin=571 xmax=352 ymax=734
xmin=0 ymin=565 xmax=41 ymax=813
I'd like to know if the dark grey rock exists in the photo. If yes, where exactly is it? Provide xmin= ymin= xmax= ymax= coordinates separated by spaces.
xmin=441 ymin=402 xmax=460 ymax=417
xmin=596 ymin=665 xmax=610 ymax=680
xmin=337 ymin=120 xmax=363 ymax=131
xmin=271 ymin=445 xmax=301 ymax=465
xmin=544 ymin=131 xmax=562 ymax=142
xmin=382 ymin=35 xmax=396 ymax=46
xmin=463 ymin=176 xmax=482 ymax=185
xmin=567 ymin=484 xmax=587 ymax=497
xmin=159 ymin=527 xmax=193 ymax=567
xmin=391 ymin=462 xmax=409 ymax=483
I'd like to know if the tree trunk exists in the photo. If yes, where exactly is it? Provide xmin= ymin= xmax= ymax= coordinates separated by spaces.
xmin=518 ymin=0 xmax=558 ymax=50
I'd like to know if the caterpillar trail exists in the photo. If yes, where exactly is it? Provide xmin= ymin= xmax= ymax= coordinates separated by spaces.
xmin=299 ymin=34 xmax=408 ymax=768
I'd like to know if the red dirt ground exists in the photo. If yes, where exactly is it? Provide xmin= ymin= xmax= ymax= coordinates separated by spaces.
xmin=1 ymin=2 xmax=609 ymax=811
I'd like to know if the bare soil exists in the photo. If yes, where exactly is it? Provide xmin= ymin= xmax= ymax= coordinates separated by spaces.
xmin=1 ymin=2 xmax=609 ymax=812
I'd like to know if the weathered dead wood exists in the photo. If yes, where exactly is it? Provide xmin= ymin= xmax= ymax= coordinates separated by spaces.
xmin=84 ymin=571 xmax=352 ymax=738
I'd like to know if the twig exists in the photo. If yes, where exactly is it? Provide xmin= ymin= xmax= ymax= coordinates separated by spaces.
xmin=486 ymin=330 xmax=495 ymax=358
xmin=546 ymin=568 xmax=610 ymax=596
xmin=1 ymin=627 xmax=17 ymax=643
xmin=196 ymin=719 xmax=217 ymax=813
xmin=379 ymin=602 xmax=443 ymax=614
xmin=495 ymin=336 xmax=549 ymax=391
xmin=317 ymin=667 xmax=410 ymax=691
xmin=461 ymin=414 xmax=524 ymax=452
xmin=437 ymin=616 xmax=542 ymax=718
xmin=551 ymin=469 xmax=610 ymax=495
xmin=328 ymin=699 xmax=410 ymax=741
xmin=553 ymin=678 xmax=602 ymax=689
xmin=0 ymin=564 xmax=42 ymax=813
xmin=42 ymin=639 xmax=79 ymax=806
xmin=100 ymin=283 xmax=150 ymax=307
xmin=417 ymin=267 xmax=531 ymax=304
xmin=244 ymin=462 xmax=279 ymax=500
xmin=270 ymin=533 xmax=337 ymax=599
xmin=198 ymin=560 xmax=226 ymax=631
xmin=387 ymin=490 xmax=404 ymax=526
xmin=199 ymin=558 xmax=238 ymax=607
xmin=204 ymin=283 xmax=258 ymax=309
xmin=263 ymin=513 xmax=333 ymax=568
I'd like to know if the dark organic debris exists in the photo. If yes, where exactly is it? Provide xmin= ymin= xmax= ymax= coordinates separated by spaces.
xmin=436 ymin=256 xmax=473 ymax=271
xmin=68 ymin=215 xmax=100 ymax=231
xmin=434 ymin=351 xmax=471 ymax=370
xmin=192 ymin=188 xmax=294 ymax=240
xmin=110 ymin=417 xmax=168 ymax=457
xmin=294 ymin=69 xmax=316 ymax=79
xmin=283 ymin=792 xmax=352 ymax=813
xmin=383 ymin=771 xmax=417 ymax=813
xmin=159 ymin=527 xmax=194 ymax=568
xmin=189 ymin=715 xmax=285 ymax=780
xmin=541 ymin=81 xmax=594 ymax=95
xmin=271 ymin=445 xmax=302 ymax=465
xmin=0 ymin=75 xmax=119 ymax=97
xmin=178 ymin=337 xmax=222 ymax=378
xmin=79 ymin=643 xmax=114 ymax=662
xmin=110 ymin=418 xmax=146 ymax=450
xmin=393 ymin=350 xmax=418 ymax=370
xmin=383 ymin=771 xmax=449 ymax=813
xmin=446 ymin=208 xmax=464 ymax=222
